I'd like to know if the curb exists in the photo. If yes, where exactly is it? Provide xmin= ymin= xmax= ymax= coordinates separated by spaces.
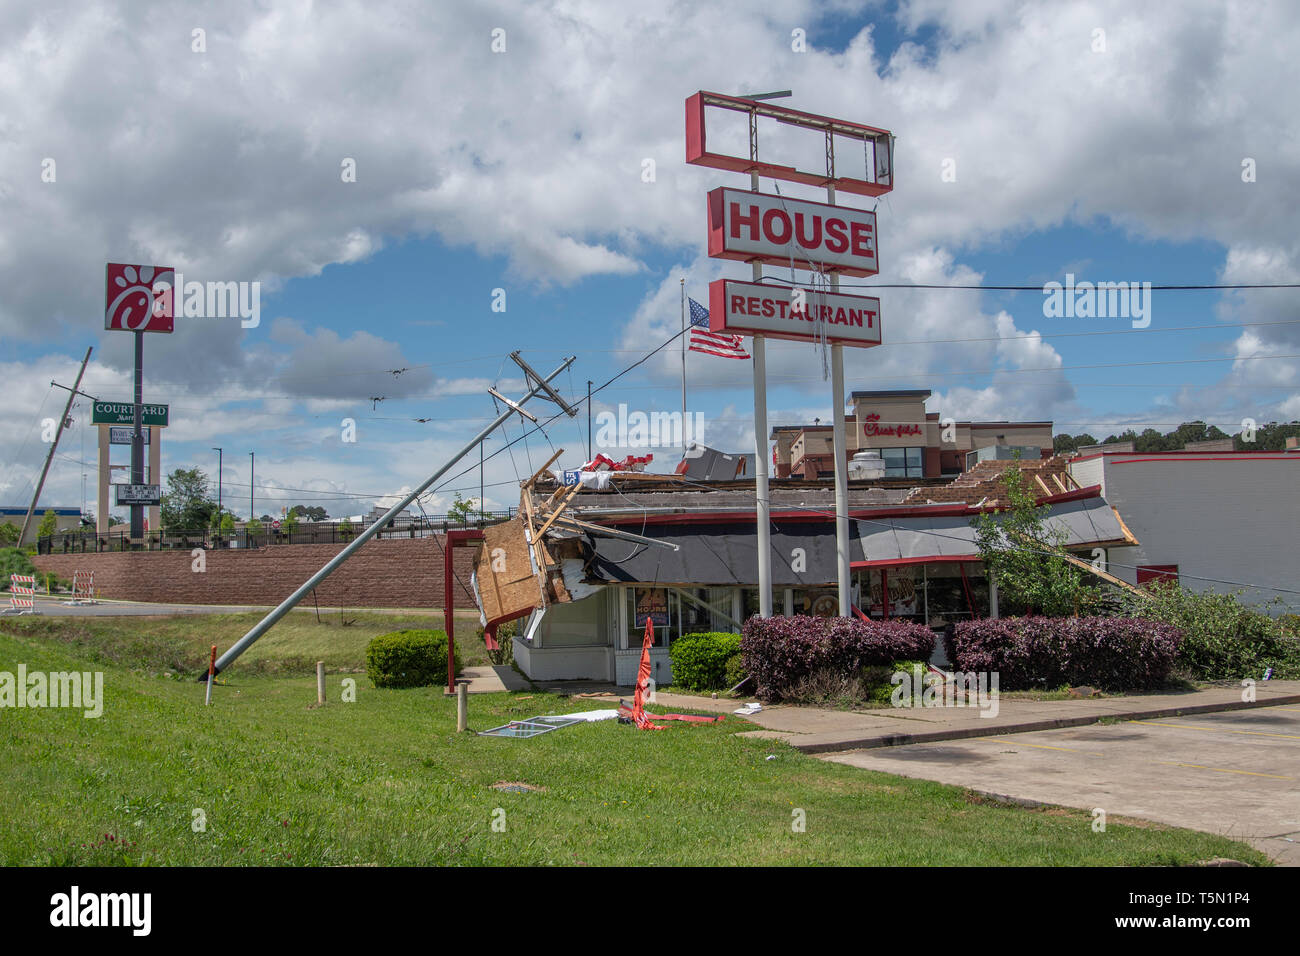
xmin=793 ymin=692 xmax=1300 ymax=754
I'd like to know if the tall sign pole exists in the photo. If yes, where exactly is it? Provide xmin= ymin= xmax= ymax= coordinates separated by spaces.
xmin=19 ymin=347 xmax=93 ymax=546
xmin=130 ymin=331 xmax=145 ymax=540
xmin=687 ymin=90 xmax=892 ymax=619
xmin=105 ymin=263 xmax=174 ymax=547
xmin=828 ymin=183 xmax=851 ymax=616
xmin=750 ymin=169 xmax=773 ymax=618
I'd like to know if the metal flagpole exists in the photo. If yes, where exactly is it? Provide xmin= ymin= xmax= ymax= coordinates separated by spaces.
xmin=680 ymin=278 xmax=687 ymax=453
xmin=211 ymin=355 xmax=576 ymax=676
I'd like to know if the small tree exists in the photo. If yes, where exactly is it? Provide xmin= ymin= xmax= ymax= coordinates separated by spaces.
xmin=219 ymin=512 xmax=235 ymax=535
xmin=338 ymin=517 xmax=354 ymax=541
xmin=162 ymin=467 xmax=217 ymax=531
xmin=448 ymin=492 xmax=478 ymax=525
xmin=245 ymin=517 xmax=264 ymax=535
xmin=972 ymin=462 xmax=1101 ymax=617
xmin=37 ymin=509 xmax=59 ymax=540
xmin=0 ymin=522 xmax=20 ymax=546
xmin=282 ymin=511 xmax=299 ymax=535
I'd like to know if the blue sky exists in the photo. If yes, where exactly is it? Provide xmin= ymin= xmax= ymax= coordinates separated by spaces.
xmin=2 ymin=0 xmax=1297 ymax=520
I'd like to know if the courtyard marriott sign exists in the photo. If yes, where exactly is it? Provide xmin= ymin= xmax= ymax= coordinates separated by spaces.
xmin=91 ymin=402 xmax=169 ymax=427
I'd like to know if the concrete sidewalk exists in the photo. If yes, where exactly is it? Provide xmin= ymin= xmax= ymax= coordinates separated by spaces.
xmin=493 ymin=677 xmax=1300 ymax=751
xmin=730 ymin=681 xmax=1300 ymax=753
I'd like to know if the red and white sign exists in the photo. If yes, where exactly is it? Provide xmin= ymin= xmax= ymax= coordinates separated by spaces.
xmin=105 ymin=263 xmax=174 ymax=333
xmin=707 ymin=187 xmax=878 ymax=277
xmin=685 ymin=91 xmax=894 ymax=197
xmin=708 ymin=279 xmax=882 ymax=347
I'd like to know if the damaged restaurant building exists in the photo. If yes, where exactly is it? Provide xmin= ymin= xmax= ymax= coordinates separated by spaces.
xmin=470 ymin=451 xmax=1138 ymax=685
xmin=465 ymin=442 xmax=1300 ymax=685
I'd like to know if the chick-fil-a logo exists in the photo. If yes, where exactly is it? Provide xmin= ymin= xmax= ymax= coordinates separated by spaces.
xmin=863 ymin=413 xmax=922 ymax=438
xmin=105 ymin=263 xmax=174 ymax=333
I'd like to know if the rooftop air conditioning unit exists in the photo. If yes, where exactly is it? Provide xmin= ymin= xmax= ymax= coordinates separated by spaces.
xmin=849 ymin=449 xmax=886 ymax=480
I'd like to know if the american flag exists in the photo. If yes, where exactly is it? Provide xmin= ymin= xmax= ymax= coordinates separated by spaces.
xmin=687 ymin=297 xmax=750 ymax=360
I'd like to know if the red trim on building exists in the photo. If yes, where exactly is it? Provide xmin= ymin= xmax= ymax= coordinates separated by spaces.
xmin=1070 ymin=450 xmax=1297 ymax=464
xmin=595 ymin=483 xmax=1102 ymax=529
xmin=850 ymin=555 xmax=981 ymax=569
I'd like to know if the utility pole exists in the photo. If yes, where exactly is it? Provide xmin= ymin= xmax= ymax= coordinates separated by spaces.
xmin=586 ymin=380 xmax=593 ymax=461
xmin=20 ymin=347 xmax=92 ymax=547
xmin=211 ymin=354 xmax=577 ymax=677
xmin=249 ymin=451 xmax=254 ymax=521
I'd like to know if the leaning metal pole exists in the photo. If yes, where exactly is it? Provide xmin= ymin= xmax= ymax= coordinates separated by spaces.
xmin=210 ymin=354 xmax=576 ymax=675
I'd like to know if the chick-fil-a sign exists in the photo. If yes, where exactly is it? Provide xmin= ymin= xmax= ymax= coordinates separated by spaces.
xmin=707 ymin=187 xmax=878 ymax=277
xmin=863 ymin=413 xmax=922 ymax=438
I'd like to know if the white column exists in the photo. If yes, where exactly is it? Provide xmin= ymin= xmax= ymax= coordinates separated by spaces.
xmin=827 ymin=181 xmax=852 ymax=618
xmin=832 ymin=344 xmax=850 ymax=616
xmin=148 ymin=426 xmax=161 ymax=535
xmin=751 ymin=170 xmax=772 ymax=618
xmin=96 ymin=425 xmax=110 ymax=536
xmin=753 ymin=334 xmax=772 ymax=618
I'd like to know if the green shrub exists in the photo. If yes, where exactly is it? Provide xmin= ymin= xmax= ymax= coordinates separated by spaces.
xmin=365 ymin=629 xmax=460 ymax=689
xmin=723 ymin=652 xmax=746 ymax=690
xmin=475 ymin=620 xmax=518 ymax=667
xmin=1117 ymin=582 xmax=1300 ymax=680
xmin=863 ymin=660 xmax=930 ymax=706
xmin=668 ymin=632 xmax=741 ymax=690
xmin=0 ymin=548 xmax=38 ymax=588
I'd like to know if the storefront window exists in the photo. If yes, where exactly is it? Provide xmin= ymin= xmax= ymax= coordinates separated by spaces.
xmin=881 ymin=446 xmax=923 ymax=478
xmin=626 ymin=587 xmax=672 ymax=648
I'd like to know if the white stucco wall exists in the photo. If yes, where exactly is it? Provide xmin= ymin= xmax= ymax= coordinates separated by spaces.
xmin=1079 ymin=454 xmax=1300 ymax=610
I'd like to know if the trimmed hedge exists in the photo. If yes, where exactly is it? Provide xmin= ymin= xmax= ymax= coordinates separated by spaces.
xmin=365 ymin=629 xmax=460 ymax=689
xmin=946 ymin=617 xmax=1182 ymax=691
xmin=668 ymin=632 xmax=742 ymax=690
xmin=740 ymin=615 xmax=935 ymax=702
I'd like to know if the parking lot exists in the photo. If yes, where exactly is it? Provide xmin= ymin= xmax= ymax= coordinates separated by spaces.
xmin=823 ymin=706 xmax=1300 ymax=865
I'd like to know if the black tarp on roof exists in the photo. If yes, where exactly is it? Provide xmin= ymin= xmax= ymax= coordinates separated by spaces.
xmin=585 ymin=521 xmax=840 ymax=587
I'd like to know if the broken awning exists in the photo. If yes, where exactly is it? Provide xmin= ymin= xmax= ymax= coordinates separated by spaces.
xmin=854 ymin=497 xmax=1136 ymax=566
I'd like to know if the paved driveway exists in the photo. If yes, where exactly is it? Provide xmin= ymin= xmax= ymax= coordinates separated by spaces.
xmin=823 ymin=706 xmax=1300 ymax=865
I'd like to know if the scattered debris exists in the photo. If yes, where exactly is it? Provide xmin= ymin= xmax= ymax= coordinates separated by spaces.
xmin=734 ymin=702 xmax=762 ymax=716
xmin=765 ymin=755 xmax=777 ymax=761
xmin=1067 ymin=686 xmax=1101 ymax=699
xmin=491 ymin=781 xmax=546 ymax=793
xmin=478 ymin=715 xmax=584 ymax=738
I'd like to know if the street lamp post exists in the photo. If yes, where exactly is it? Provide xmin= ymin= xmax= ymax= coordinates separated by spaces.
xmin=212 ymin=447 xmax=223 ymax=532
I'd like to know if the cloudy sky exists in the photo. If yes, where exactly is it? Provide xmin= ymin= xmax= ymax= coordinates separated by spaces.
xmin=2 ymin=0 xmax=1297 ymax=522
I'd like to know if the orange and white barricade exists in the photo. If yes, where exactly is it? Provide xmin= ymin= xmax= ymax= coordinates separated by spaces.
xmin=63 ymin=570 xmax=97 ymax=605
xmin=3 ymin=574 xmax=37 ymax=614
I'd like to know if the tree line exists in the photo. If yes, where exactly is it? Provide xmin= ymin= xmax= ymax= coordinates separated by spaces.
xmin=1053 ymin=420 xmax=1300 ymax=455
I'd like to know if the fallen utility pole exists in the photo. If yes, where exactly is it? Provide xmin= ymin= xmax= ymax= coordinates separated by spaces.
xmin=20 ymin=347 xmax=92 ymax=547
xmin=210 ymin=353 xmax=577 ymax=676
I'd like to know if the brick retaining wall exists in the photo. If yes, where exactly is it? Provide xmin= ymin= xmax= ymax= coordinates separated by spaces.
xmin=30 ymin=535 xmax=480 ymax=609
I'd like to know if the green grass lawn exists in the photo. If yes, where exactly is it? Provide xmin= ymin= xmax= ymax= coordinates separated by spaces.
xmin=0 ymin=618 xmax=1272 ymax=866
xmin=0 ymin=608 xmax=491 ymax=676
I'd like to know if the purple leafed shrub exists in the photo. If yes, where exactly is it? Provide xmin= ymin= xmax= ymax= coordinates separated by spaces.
xmin=740 ymin=615 xmax=935 ymax=702
xmin=947 ymin=617 xmax=1183 ymax=691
